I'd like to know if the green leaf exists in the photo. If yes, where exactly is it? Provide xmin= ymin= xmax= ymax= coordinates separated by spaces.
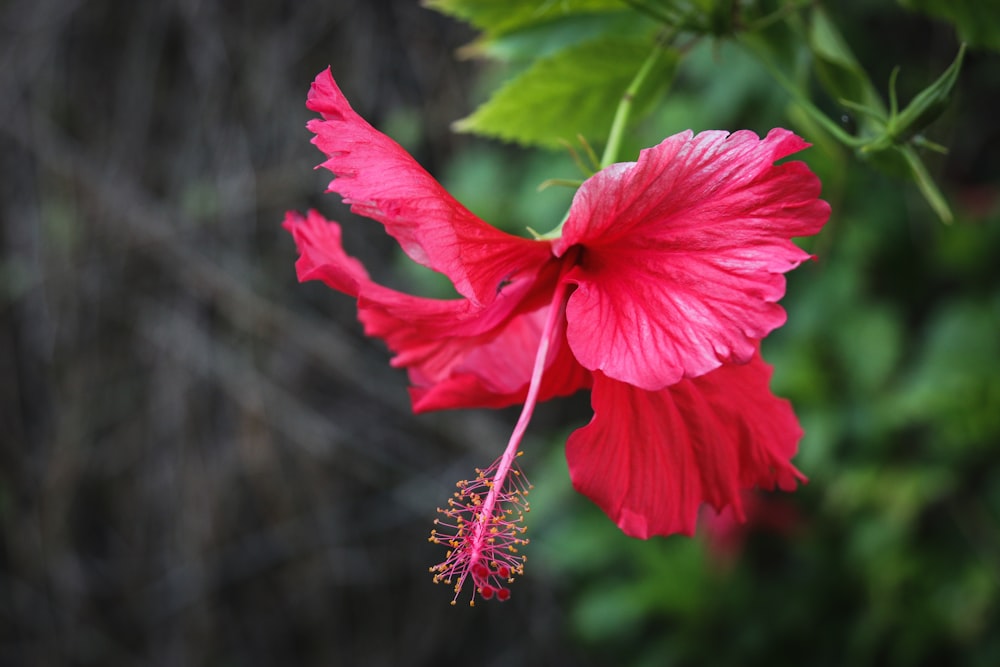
xmin=424 ymin=0 xmax=625 ymax=36
xmin=897 ymin=0 xmax=1000 ymax=51
xmin=455 ymin=37 xmax=677 ymax=149
xmin=470 ymin=11 xmax=653 ymax=62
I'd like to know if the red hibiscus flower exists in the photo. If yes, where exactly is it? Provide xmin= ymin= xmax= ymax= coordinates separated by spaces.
xmin=284 ymin=69 xmax=830 ymax=604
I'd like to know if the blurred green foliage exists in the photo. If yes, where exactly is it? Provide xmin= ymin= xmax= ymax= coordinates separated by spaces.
xmin=418 ymin=0 xmax=1000 ymax=664
xmin=898 ymin=0 xmax=1000 ymax=51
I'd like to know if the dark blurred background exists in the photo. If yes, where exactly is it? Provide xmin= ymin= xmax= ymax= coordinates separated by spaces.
xmin=2 ymin=1 xmax=999 ymax=666
xmin=0 ymin=1 xmax=583 ymax=665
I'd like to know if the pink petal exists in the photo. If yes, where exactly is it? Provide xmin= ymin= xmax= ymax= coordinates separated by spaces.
xmin=565 ymin=353 xmax=805 ymax=539
xmin=555 ymin=128 xmax=830 ymax=390
xmin=307 ymin=68 xmax=552 ymax=305
xmin=407 ymin=304 xmax=592 ymax=413
xmin=282 ymin=209 xmax=370 ymax=296
xmin=284 ymin=209 xmax=587 ymax=412
xmin=358 ymin=271 xmax=592 ymax=412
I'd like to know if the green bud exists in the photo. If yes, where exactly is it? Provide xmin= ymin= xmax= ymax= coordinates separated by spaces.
xmin=889 ymin=43 xmax=966 ymax=143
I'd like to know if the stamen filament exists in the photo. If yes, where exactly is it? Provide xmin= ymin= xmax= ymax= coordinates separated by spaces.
xmin=473 ymin=276 xmax=572 ymax=549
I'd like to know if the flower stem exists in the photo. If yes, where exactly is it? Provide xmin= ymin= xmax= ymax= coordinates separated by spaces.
xmin=600 ymin=41 xmax=665 ymax=168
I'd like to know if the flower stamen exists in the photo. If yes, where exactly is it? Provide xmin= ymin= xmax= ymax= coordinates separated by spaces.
xmin=428 ymin=453 xmax=531 ymax=605
xmin=429 ymin=275 xmax=573 ymax=605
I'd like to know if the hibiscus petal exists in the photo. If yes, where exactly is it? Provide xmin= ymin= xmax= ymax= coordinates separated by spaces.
xmin=565 ymin=353 xmax=805 ymax=539
xmin=283 ymin=209 xmax=370 ymax=296
xmin=306 ymin=68 xmax=552 ymax=305
xmin=555 ymin=128 xmax=830 ymax=390
xmin=407 ymin=304 xmax=592 ymax=413
xmin=284 ymin=209 xmax=587 ymax=412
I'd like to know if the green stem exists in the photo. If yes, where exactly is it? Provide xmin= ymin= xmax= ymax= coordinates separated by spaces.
xmin=739 ymin=37 xmax=866 ymax=148
xmin=902 ymin=146 xmax=953 ymax=224
xmin=600 ymin=41 xmax=664 ymax=168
